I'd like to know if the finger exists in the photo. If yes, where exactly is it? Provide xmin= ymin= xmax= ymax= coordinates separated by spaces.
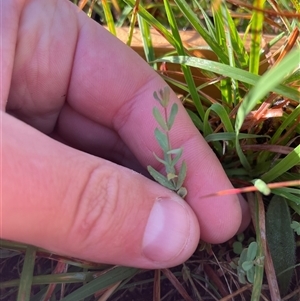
xmin=2 ymin=113 xmax=200 ymax=268
xmin=54 ymin=104 xmax=146 ymax=174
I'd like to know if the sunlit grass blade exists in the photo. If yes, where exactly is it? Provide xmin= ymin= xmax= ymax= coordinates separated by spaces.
xmin=212 ymin=3 xmax=227 ymax=56
xmin=222 ymin=4 xmax=249 ymax=68
xmin=212 ymin=3 xmax=233 ymax=106
xmin=249 ymin=0 xmax=266 ymax=74
xmin=137 ymin=13 xmax=156 ymax=67
xmin=261 ymin=145 xmax=300 ymax=183
xmin=235 ymin=49 xmax=300 ymax=133
xmin=17 ymin=245 xmax=36 ymax=301
xmin=123 ymin=0 xmax=176 ymax=47
xmin=163 ymin=0 xmax=204 ymax=120
xmin=115 ymin=5 xmax=132 ymax=27
xmin=155 ymin=56 xmax=300 ymax=102
xmin=192 ymin=0 xmax=216 ymax=39
xmin=291 ymin=0 xmax=300 ymax=13
xmin=101 ymin=0 xmax=116 ymax=36
xmin=126 ymin=0 xmax=139 ymax=45
xmin=173 ymin=0 xmax=229 ymax=64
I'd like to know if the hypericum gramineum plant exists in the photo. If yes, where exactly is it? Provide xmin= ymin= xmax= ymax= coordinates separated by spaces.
xmin=147 ymin=86 xmax=187 ymax=199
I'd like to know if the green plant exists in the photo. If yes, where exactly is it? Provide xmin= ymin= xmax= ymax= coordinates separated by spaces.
xmin=232 ymin=233 xmax=256 ymax=255
xmin=236 ymin=242 xmax=264 ymax=284
xmin=266 ymin=195 xmax=296 ymax=295
xmin=291 ymin=221 xmax=300 ymax=235
xmin=147 ymin=86 xmax=188 ymax=198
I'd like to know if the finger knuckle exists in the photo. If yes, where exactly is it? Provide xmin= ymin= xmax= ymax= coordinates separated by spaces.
xmin=70 ymin=164 xmax=121 ymax=248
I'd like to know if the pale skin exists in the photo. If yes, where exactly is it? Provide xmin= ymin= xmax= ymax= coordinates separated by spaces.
xmin=1 ymin=0 xmax=250 ymax=269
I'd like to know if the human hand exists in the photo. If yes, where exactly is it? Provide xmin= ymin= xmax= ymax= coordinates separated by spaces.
xmin=1 ymin=0 xmax=250 ymax=269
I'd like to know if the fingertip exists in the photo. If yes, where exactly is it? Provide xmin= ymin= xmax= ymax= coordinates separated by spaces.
xmin=194 ymin=194 xmax=243 ymax=244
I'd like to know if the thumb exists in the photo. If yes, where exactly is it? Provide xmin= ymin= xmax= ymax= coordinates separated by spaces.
xmin=2 ymin=113 xmax=200 ymax=269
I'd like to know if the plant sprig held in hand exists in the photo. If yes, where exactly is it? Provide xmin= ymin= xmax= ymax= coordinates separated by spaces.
xmin=147 ymin=86 xmax=187 ymax=199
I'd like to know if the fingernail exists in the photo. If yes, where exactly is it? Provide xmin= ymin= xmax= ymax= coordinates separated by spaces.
xmin=142 ymin=197 xmax=191 ymax=262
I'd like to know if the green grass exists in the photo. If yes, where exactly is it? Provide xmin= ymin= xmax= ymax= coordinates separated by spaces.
xmin=1 ymin=0 xmax=300 ymax=300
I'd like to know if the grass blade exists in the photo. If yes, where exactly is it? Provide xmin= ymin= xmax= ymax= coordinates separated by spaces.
xmin=137 ymin=13 xmax=156 ymax=67
xmin=163 ymin=0 xmax=204 ymax=119
xmin=173 ymin=0 xmax=229 ymax=64
xmin=101 ymin=0 xmax=116 ymax=36
xmin=261 ymin=145 xmax=300 ymax=183
xmin=123 ymin=0 xmax=176 ymax=47
xmin=235 ymin=49 xmax=300 ymax=132
xmin=17 ymin=245 xmax=36 ymax=301
xmin=155 ymin=55 xmax=300 ymax=102
xmin=205 ymin=132 xmax=268 ymax=143
xmin=249 ymin=0 xmax=266 ymax=74
xmin=249 ymin=193 xmax=265 ymax=301
xmin=60 ymin=266 xmax=138 ymax=301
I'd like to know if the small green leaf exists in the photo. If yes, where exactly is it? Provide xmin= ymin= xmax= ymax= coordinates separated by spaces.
xmin=147 ymin=166 xmax=176 ymax=190
xmin=167 ymin=103 xmax=178 ymax=129
xmin=233 ymin=241 xmax=243 ymax=255
xmin=237 ymin=267 xmax=247 ymax=284
xmin=237 ymin=233 xmax=245 ymax=242
xmin=153 ymin=91 xmax=163 ymax=105
xmin=246 ymin=266 xmax=255 ymax=283
xmin=238 ymin=248 xmax=248 ymax=266
xmin=166 ymin=148 xmax=183 ymax=167
xmin=242 ymin=261 xmax=254 ymax=272
xmin=154 ymin=128 xmax=169 ymax=152
xmin=17 ymin=245 xmax=37 ymax=301
xmin=247 ymin=242 xmax=258 ymax=261
xmin=291 ymin=221 xmax=300 ymax=236
xmin=160 ymin=86 xmax=171 ymax=107
xmin=152 ymin=152 xmax=168 ymax=166
xmin=166 ymin=148 xmax=183 ymax=155
xmin=153 ymin=107 xmax=168 ymax=131
xmin=176 ymin=160 xmax=187 ymax=190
